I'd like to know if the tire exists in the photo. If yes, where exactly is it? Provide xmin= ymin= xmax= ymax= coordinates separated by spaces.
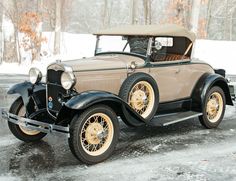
xmin=199 ymin=86 xmax=226 ymax=129
xmin=119 ymin=72 xmax=159 ymax=122
xmin=68 ymin=104 xmax=119 ymax=164
xmin=8 ymin=97 xmax=47 ymax=142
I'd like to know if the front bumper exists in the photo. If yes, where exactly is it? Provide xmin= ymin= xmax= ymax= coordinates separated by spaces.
xmin=0 ymin=108 xmax=69 ymax=137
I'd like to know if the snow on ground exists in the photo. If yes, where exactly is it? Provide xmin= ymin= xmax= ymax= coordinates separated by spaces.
xmin=0 ymin=32 xmax=235 ymax=75
xmin=193 ymin=40 xmax=236 ymax=75
xmin=0 ymin=135 xmax=19 ymax=147
xmin=37 ymin=140 xmax=236 ymax=181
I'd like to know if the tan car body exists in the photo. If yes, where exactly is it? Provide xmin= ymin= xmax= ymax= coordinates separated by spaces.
xmin=64 ymin=54 xmax=214 ymax=103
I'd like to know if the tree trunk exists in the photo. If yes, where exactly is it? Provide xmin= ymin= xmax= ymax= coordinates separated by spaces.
xmin=54 ymin=0 xmax=61 ymax=55
xmin=2 ymin=0 xmax=18 ymax=63
xmin=190 ymin=0 xmax=201 ymax=33
xmin=206 ymin=0 xmax=213 ymax=38
xmin=36 ymin=0 xmax=44 ymax=60
xmin=130 ymin=0 xmax=136 ymax=24
xmin=143 ymin=0 xmax=151 ymax=25
xmin=102 ymin=0 xmax=108 ymax=28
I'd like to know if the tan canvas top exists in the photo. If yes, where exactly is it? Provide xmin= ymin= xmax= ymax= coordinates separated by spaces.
xmin=94 ymin=24 xmax=196 ymax=42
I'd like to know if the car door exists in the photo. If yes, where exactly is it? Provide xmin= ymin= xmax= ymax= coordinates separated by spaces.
xmin=149 ymin=63 xmax=186 ymax=103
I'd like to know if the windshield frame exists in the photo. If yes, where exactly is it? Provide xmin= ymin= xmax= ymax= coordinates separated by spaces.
xmin=94 ymin=35 xmax=153 ymax=59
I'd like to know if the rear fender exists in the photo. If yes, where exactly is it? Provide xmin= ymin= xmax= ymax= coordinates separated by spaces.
xmin=57 ymin=91 xmax=146 ymax=125
xmin=191 ymin=73 xmax=233 ymax=111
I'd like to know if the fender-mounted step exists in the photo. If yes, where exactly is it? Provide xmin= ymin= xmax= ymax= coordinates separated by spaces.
xmin=149 ymin=111 xmax=202 ymax=126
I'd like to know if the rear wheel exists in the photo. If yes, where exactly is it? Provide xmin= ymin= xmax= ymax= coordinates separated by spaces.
xmin=68 ymin=105 xmax=119 ymax=164
xmin=199 ymin=86 xmax=226 ymax=129
xmin=8 ymin=97 xmax=47 ymax=142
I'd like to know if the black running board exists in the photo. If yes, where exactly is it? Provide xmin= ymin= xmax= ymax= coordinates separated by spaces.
xmin=149 ymin=111 xmax=202 ymax=126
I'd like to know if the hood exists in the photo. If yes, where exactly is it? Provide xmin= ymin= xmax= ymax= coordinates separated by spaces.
xmin=63 ymin=54 xmax=145 ymax=71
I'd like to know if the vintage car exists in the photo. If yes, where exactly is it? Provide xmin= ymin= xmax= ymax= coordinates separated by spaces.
xmin=0 ymin=24 xmax=234 ymax=164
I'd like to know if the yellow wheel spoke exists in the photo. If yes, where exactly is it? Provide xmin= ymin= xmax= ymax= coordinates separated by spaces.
xmin=80 ymin=113 xmax=114 ymax=156
xmin=206 ymin=92 xmax=223 ymax=123
xmin=128 ymin=81 xmax=155 ymax=119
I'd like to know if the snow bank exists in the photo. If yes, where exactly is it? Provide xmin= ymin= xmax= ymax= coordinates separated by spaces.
xmin=0 ymin=33 xmax=96 ymax=75
xmin=0 ymin=33 xmax=235 ymax=75
xmin=193 ymin=39 xmax=236 ymax=75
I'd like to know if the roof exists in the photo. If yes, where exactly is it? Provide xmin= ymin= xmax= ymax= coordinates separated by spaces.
xmin=94 ymin=24 xmax=196 ymax=42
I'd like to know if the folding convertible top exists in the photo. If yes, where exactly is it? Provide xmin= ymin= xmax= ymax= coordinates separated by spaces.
xmin=94 ymin=24 xmax=196 ymax=42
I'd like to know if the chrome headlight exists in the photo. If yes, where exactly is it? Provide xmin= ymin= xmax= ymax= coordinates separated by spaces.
xmin=61 ymin=72 xmax=76 ymax=90
xmin=29 ymin=68 xmax=42 ymax=84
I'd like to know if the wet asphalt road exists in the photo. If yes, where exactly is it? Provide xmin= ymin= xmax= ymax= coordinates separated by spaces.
xmin=0 ymin=74 xmax=236 ymax=181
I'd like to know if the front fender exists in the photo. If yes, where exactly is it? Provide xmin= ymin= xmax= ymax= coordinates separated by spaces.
xmin=8 ymin=81 xmax=46 ymax=109
xmin=192 ymin=73 xmax=233 ymax=111
xmin=58 ymin=91 xmax=146 ymax=126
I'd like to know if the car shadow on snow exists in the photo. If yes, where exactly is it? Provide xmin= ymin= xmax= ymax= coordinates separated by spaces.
xmin=8 ymin=141 xmax=55 ymax=177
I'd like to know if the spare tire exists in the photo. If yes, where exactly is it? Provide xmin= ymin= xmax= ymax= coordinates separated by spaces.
xmin=119 ymin=72 xmax=159 ymax=124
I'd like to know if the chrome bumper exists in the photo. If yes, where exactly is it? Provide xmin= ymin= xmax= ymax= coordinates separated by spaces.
xmin=0 ymin=108 xmax=70 ymax=137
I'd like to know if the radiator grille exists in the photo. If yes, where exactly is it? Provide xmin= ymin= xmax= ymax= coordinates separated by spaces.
xmin=46 ymin=69 xmax=66 ymax=112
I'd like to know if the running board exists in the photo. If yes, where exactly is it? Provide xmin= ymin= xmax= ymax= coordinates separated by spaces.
xmin=149 ymin=111 xmax=202 ymax=126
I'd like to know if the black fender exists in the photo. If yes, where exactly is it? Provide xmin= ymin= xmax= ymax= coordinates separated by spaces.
xmin=7 ymin=81 xmax=46 ymax=113
xmin=57 ymin=91 xmax=146 ymax=126
xmin=191 ymin=73 xmax=233 ymax=111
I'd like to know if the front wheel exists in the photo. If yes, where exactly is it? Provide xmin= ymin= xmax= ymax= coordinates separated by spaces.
xmin=8 ymin=97 xmax=47 ymax=142
xmin=68 ymin=105 xmax=119 ymax=164
xmin=199 ymin=86 xmax=226 ymax=129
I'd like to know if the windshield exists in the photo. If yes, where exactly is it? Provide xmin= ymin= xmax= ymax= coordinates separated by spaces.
xmin=96 ymin=36 xmax=149 ymax=56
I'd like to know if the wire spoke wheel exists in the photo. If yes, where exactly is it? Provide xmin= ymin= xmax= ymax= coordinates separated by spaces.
xmin=199 ymin=86 xmax=226 ymax=129
xmin=8 ymin=97 xmax=46 ymax=142
xmin=69 ymin=105 xmax=119 ymax=164
xmin=80 ymin=113 xmax=114 ymax=156
xmin=18 ymin=106 xmax=41 ymax=136
xmin=128 ymin=81 xmax=155 ymax=119
xmin=206 ymin=92 xmax=223 ymax=123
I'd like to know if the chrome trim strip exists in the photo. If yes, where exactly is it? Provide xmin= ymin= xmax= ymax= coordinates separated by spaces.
xmin=162 ymin=112 xmax=202 ymax=126
xmin=147 ymin=37 xmax=153 ymax=56
xmin=46 ymin=82 xmax=57 ymax=119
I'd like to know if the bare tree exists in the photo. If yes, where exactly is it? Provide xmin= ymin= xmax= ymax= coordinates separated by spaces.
xmin=102 ymin=0 xmax=108 ymax=28
xmin=206 ymin=0 xmax=213 ymax=36
xmin=102 ymin=0 xmax=114 ymax=28
xmin=37 ymin=0 xmax=43 ymax=58
xmin=143 ymin=0 xmax=152 ymax=24
xmin=161 ymin=0 xmax=191 ymax=27
xmin=54 ymin=0 xmax=62 ymax=55
xmin=130 ymin=0 xmax=137 ymax=24
xmin=190 ymin=0 xmax=201 ymax=33
xmin=1 ymin=0 xmax=18 ymax=63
